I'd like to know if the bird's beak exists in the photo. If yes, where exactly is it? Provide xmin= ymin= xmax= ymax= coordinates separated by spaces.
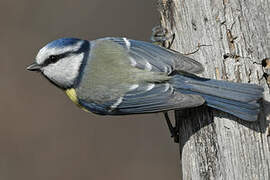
xmin=26 ymin=62 xmax=41 ymax=71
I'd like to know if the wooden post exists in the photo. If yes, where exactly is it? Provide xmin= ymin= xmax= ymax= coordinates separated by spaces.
xmin=157 ymin=0 xmax=270 ymax=179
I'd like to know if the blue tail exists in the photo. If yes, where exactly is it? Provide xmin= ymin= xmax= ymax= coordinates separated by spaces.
xmin=172 ymin=75 xmax=264 ymax=121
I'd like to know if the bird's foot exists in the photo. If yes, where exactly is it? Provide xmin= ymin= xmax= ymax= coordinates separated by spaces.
xmin=163 ymin=112 xmax=179 ymax=143
xmin=150 ymin=25 xmax=175 ymax=49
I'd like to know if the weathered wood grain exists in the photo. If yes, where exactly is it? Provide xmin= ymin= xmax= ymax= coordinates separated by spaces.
xmin=157 ymin=0 xmax=270 ymax=179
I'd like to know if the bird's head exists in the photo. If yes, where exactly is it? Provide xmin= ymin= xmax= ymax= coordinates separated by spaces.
xmin=27 ymin=38 xmax=90 ymax=89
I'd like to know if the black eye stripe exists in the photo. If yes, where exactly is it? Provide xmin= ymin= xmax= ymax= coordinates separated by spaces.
xmin=42 ymin=52 xmax=70 ymax=66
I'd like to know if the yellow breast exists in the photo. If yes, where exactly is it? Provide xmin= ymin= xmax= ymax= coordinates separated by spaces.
xmin=65 ymin=88 xmax=89 ymax=112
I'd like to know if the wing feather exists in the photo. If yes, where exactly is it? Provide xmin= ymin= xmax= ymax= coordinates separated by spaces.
xmin=104 ymin=37 xmax=204 ymax=74
xmin=79 ymin=83 xmax=205 ymax=115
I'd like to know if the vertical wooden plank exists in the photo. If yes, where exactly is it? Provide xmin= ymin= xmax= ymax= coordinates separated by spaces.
xmin=158 ymin=0 xmax=270 ymax=179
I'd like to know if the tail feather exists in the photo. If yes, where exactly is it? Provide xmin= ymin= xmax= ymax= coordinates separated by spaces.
xmin=172 ymin=75 xmax=264 ymax=121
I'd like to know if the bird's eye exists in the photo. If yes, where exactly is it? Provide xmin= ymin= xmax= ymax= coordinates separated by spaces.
xmin=42 ymin=53 xmax=69 ymax=67
xmin=43 ymin=55 xmax=61 ymax=66
xmin=49 ymin=55 xmax=59 ymax=63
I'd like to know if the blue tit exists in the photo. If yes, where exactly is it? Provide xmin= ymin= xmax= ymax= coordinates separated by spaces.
xmin=27 ymin=37 xmax=264 ymax=123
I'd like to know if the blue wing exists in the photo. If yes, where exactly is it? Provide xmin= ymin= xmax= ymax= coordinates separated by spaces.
xmin=79 ymin=82 xmax=205 ymax=115
xmin=100 ymin=37 xmax=204 ymax=74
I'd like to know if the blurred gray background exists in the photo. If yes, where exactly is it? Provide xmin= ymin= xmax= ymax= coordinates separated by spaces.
xmin=0 ymin=0 xmax=180 ymax=179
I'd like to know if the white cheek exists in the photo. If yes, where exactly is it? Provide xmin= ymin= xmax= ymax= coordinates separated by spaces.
xmin=43 ymin=53 xmax=84 ymax=87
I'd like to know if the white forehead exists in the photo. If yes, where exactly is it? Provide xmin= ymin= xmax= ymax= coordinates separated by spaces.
xmin=36 ymin=41 xmax=84 ymax=64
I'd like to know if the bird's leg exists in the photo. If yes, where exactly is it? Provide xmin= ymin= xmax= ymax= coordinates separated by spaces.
xmin=152 ymin=26 xmax=178 ymax=142
xmin=163 ymin=112 xmax=179 ymax=143
xmin=151 ymin=25 xmax=175 ymax=49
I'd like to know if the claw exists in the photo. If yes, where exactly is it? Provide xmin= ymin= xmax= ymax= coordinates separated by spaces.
xmin=151 ymin=25 xmax=175 ymax=49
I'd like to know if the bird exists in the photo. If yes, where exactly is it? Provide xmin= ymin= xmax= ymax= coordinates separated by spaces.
xmin=27 ymin=37 xmax=264 ymax=141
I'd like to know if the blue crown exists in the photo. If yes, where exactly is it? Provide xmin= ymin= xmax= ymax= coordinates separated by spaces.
xmin=46 ymin=38 xmax=82 ymax=48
